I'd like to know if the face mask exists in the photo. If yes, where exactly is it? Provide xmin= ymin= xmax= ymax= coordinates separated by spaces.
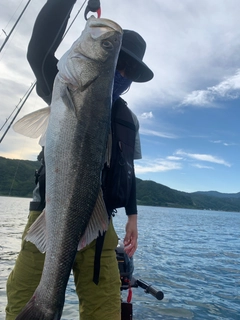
xmin=112 ymin=70 xmax=132 ymax=103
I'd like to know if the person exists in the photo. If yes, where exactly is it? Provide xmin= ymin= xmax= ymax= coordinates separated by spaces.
xmin=5 ymin=0 xmax=153 ymax=319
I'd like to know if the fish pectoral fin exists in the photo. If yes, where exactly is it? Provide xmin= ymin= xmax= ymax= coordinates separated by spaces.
xmin=25 ymin=209 xmax=47 ymax=253
xmin=60 ymin=85 xmax=78 ymax=116
xmin=13 ymin=106 xmax=50 ymax=146
xmin=78 ymin=189 xmax=109 ymax=250
xmin=79 ymin=74 xmax=98 ymax=92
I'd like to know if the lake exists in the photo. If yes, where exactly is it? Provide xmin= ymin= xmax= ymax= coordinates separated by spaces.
xmin=0 ymin=196 xmax=239 ymax=319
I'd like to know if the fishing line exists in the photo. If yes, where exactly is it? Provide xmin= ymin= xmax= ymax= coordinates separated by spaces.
xmin=64 ymin=0 xmax=88 ymax=36
xmin=0 ymin=82 xmax=36 ymax=144
xmin=0 ymin=83 xmax=37 ymax=132
xmin=0 ymin=0 xmax=25 ymax=40
xmin=0 ymin=0 xmax=32 ymax=53
xmin=41 ymin=0 xmax=88 ymax=95
xmin=8 ymin=159 xmax=21 ymax=196
xmin=0 ymin=108 xmax=18 ymax=132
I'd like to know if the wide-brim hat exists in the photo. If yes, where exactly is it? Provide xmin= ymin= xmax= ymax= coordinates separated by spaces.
xmin=120 ymin=30 xmax=154 ymax=83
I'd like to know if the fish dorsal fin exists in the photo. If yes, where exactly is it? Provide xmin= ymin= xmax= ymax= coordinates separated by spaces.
xmin=13 ymin=106 xmax=50 ymax=146
xmin=78 ymin=189 xmax=109 ymax=250
xmin=25 ymin=209 xmax=47 ymax=253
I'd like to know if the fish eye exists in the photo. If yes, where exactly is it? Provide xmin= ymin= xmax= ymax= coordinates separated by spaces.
xmin=102 ymin=40 xmax=113 ymax=49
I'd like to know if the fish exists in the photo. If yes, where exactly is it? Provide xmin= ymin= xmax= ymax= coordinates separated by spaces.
xmin=14 ymin=16 xmax=122 ymax=319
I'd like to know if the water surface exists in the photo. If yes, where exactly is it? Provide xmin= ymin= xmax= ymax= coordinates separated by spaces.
xmin=0 ymin=196 xmax=239 ymax=319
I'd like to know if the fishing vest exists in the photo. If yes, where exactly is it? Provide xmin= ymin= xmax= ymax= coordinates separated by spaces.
xmin=102 ymin=97 xmax=136 ymax=211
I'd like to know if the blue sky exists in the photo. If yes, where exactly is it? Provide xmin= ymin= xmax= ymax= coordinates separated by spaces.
xmin=0 ymin=0 xmax=240 ymax=193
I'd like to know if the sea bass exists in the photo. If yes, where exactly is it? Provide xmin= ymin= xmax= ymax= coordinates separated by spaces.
xmin=15 ymin=17 xmax=122 ymax=319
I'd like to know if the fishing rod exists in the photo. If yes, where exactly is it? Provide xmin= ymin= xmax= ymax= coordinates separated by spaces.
xmin=0 ymin=81 xmax=38 ymax=133
xmin=0 ymin=0 xmax=32 ymax=53
xmin=64 ymin=0 xmax=88 ymax=36
xmin=0 ymin=80 xmax=37 ymax=132
xmin=116 ymin=240 xmax=164 ymax=320
xmin=0 ymin=82 xmax=36 ymax=144
xmin=0 ymin=0 xmax=93 ymax=143
xmin=0 ymin=106 xmax=18 ymax=132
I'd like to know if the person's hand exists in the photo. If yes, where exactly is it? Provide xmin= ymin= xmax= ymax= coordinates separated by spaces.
xmin=124 ymin=214 xmax=138 ymax=257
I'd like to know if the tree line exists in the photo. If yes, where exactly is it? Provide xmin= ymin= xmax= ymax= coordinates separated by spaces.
xmin=1 ymin=156 xmax=239 ymax=212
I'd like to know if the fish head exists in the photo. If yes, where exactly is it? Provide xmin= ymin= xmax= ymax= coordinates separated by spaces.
xmin=57 ymin=16 xmax=122 ymax=91
xmin=78 ymin=16 xmax=123 ymax=63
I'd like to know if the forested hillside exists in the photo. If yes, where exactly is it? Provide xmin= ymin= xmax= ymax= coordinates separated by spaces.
xmin=1 ymin=157 xmax=239 ymax=212
xmin=0 ymin=156 xmax=39 ymax=197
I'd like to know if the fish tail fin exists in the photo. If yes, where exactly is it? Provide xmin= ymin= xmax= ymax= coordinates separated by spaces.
xmin=15 ymin=295 xmax=62 ymax=320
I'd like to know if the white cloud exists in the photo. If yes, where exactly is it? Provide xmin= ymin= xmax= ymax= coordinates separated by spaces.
xmin=181 ymin=69 xmax=240 ymax=107
xmin=140 ymin=112 xmax=153 ymax=119
xmin=191 ymin=164 xmax=214 ymax=170
xmin=211 ymin=140 xmax=223 ymax=144
xmin=1 ymin=0 xmax=240 ymax=164
xmin=167 ymin=156 xmax=183 ymax=161
xmin=140 ymin=128 xmax=177 ymax=139
xmin=135 ymin=158 xmax=182 ymax=174
xmin=210 ymin=140 xmax=237 ymax=146
xmin=175 ymin=150 xmax=231 ymax=167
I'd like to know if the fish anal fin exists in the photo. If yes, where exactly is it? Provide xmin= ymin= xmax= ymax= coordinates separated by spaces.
xmin=25 ymin=209 xmax=47 ymax=253
xmin=78 ymin=189 xmax=109 ymax=250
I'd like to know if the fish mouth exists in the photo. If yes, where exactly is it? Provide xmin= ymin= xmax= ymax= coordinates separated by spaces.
xmin=87 ymin=16 xmax=122 ymax=34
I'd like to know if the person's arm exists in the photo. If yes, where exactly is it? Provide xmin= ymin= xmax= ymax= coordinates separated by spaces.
xmin=124 ymin=172 xmax=138 ymax=257
xmin=123 ymin=111 xmax=141 ymax=257
xmin=124 ymin=213 xmax=138 ymax=257
xmin=27 ymin=0 xmax=76 ymax=104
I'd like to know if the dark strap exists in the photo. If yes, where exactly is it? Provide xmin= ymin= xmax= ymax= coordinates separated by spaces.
xmin=93 ymin=231 xmax=106 ymax=285
xmin=115 ymin=117 xmax=136 ymax=131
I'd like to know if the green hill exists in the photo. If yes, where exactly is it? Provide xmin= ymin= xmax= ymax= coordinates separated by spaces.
xmin=136 ymin=178 xmax=240 ymax=212
xmin=136 ymin=178 xmax=193 ymax=208
xmin=0 ymin=156 xmax=239 ymax=212
xmin=0 ymin=156 xmax=39 ymax=197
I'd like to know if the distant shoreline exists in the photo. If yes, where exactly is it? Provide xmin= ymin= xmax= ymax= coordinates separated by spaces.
xmin=1 ymin=156 xmax=240 ymax=213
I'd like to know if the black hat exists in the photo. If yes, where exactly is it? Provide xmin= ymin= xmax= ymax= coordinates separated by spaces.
xmin=119 ymin=30 xmax=154 ymax=83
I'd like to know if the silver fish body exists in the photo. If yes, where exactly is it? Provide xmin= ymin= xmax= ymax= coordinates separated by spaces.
xmin=16 ymin=17 xmax=122 ymax=320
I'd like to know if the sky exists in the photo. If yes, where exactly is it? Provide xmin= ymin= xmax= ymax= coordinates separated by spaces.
xmin=0 ymin=0 xmax=240 ymax=194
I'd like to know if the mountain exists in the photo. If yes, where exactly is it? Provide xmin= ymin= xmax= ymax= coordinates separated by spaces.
xmin=193 ymin=191 xmax=240 ymax=199
xmin=136 ymin=178 xmax=193 ymax=208
xmin=0 ymin=156 xmax=239 ymax=212
xmin=136 ymin=178 xmax=240 ymax=212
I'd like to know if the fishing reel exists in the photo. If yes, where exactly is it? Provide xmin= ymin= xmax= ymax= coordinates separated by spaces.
xmin=115 ymin=240 xmax=164 ymax=320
